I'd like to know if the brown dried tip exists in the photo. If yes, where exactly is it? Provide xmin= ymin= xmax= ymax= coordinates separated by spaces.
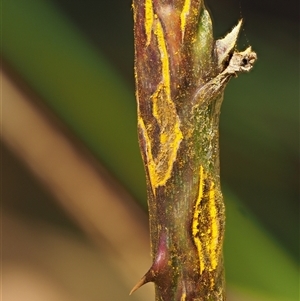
xmin=215 ymin=19 xmax=243 ymax=67
xmin=225 ymin=46 xmax=257 ymax=75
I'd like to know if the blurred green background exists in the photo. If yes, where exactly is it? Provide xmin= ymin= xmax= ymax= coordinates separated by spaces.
xmin=2 ymin=0 xmax=299 ymax=300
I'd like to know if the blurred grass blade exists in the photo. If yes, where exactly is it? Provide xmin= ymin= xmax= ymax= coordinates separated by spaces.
xmin=2 ymin=0 xmax=146 ymax=201
xmin=225 ymin=191 xmax=298 ymax=301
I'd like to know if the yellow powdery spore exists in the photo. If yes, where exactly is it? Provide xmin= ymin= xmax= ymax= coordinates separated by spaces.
xmin=154 ymin=21 xmax=171 ymax=94
xmin=180 ymin=0 xmax=191 ymax=40
xmin=208 ymin=181 xmax=218 ymax=271
xmin=192 ymin=165 xmax=206 ymax=274
xmin=138 ymin=17 xmax=183 ymax=193
xmin=151 ymin=20 xmax=183 ymax=188
xmin=137 ymin=116 xmax=155 ymax=194
xmin=145 ymin=0 xmax=154 ymax=45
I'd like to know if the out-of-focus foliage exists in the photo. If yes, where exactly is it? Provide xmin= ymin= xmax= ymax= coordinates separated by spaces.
xmin=2 ymin=0 xmax=299 ymax=300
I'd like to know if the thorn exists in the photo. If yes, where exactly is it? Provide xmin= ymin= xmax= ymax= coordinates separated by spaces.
xmin=129 ymin=269 xmax=155 ymax=295
xmin=129 ymin=275 xmax=147 ymax=295
xmin=129 ymin=233 xmax=168 ymax=295
xmin=215 ymin=19 xmax=243 ymax=67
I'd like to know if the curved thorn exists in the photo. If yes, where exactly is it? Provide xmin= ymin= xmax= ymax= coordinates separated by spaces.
xmin=129 ymin=268 xmax=155 ymax=295
xmin=129 ymin=275 xmax=148 ymax=295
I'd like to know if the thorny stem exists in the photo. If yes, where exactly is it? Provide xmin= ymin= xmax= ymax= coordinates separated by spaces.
xmin=131 ymin=1 xmax=256 ymax=300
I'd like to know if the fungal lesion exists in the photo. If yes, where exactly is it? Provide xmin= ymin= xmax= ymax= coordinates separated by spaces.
xmin=192 ymin=165 xmax=223 ymax=277
xmin=145 ymin=0 xmax=154 ymax=45
xmin=139 ymin=11 xmax=183 ymax=192
xmin=180 ymin=0 xmax=192 ymax=40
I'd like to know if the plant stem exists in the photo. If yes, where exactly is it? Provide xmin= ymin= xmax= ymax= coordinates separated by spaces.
xmin=132 ymin=1 xmax=256 ymax=300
